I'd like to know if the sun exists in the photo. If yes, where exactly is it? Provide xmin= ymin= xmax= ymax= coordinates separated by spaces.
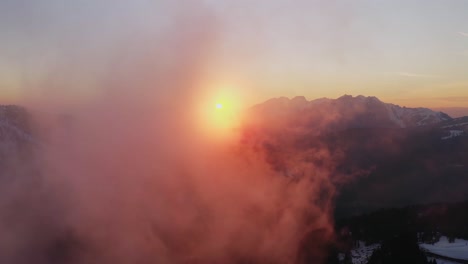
xmin=194 ymin=86 xmax=246 ymax=142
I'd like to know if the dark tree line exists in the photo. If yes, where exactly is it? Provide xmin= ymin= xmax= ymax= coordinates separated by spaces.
xmin=336 ymin=201 xmax=468 ymax=243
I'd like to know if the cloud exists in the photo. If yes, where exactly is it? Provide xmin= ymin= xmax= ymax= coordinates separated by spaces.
xmin=385 ymin=72 xmax=441 ymax=78
xmin=434 ymin=81 xmax=468 ymax=91
xmin=437 ymin=96 xmax=468 ymax=103
xmin=0 ymin=2 xmax=339 ymax=264
xmin=458 ymin=32 xmax=468 ymax=37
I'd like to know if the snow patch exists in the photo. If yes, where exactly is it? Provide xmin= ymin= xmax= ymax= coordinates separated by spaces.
xmin=344 ymin=241 xmax=380 ymax=264
xmin=441 ymin=130 xmax=464 ymax=140
xmin=420 ymin=236 xmax=468 ymax=261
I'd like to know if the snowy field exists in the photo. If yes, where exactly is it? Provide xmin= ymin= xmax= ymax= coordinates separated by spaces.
xmin=420 ymin=236 xmax=468 ymax=261
xmin=428 ymin=257 xmax=462 ymax=264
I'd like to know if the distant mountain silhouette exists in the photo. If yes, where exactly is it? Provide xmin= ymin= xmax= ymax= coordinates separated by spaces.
xmin=0 ymin=105 xmax=36 ymax=175
xmin=432 ymin=107 xmax=468 ymax=118
xmin=242 ymin=95 xmax=468 ymax=217
xmin=249 ymin=95 xmax=451 ymax=130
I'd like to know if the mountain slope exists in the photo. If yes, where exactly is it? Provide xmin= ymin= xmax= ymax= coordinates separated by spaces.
xmin=432 ymin=107 xmax=468 ymax=118
xmin=242 ymin=95 xmax=468 ymax=217
xmin=249 ymin=95 xmax=451 ymax=130
xmin=0 ymin=105 xmax=36 ymax=170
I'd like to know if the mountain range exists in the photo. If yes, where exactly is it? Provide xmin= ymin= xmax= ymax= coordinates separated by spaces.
xmin=1 ymin=96 xmax=467 ymax=217
xmin=249 ymin=95 xmax=453 ymax=129
xmin=0 ymin=105 xmax=35 ymax=175
xmin=242 ymin=95 xmax=468 ymax=216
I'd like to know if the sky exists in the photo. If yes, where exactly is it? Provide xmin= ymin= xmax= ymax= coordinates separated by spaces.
xmin=1 ymin=0 xmax=468 ymax=108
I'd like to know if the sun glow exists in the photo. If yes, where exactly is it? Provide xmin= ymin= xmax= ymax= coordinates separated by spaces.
xmin=195 ymin=86 xmax=246 ymax=142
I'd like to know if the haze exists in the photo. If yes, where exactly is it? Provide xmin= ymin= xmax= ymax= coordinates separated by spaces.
xmin=1 ymin=0 xmax=468 ymax=109
xmin=0 ymin=1 xmax=467 ymax=263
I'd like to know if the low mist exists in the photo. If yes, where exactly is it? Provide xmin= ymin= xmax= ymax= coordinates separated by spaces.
xmin=0 ymin=2 xmax=340 ymax=264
